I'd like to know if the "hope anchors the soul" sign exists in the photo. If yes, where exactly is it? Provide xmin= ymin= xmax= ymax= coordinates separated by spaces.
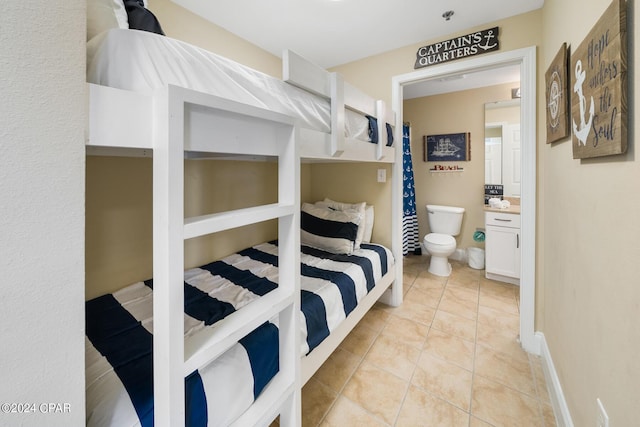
xmin=571 ymin=0 xmax=627 ymax=159
xmin=414 ymin=27 xmax=500 ymax=69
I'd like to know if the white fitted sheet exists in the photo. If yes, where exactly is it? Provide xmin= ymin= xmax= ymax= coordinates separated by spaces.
xmin=87 ymin=29 xmax=369 ymax=140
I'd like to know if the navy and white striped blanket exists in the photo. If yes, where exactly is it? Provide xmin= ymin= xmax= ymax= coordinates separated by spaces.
xmin=85 ymin=241 xmax=393 ymax=427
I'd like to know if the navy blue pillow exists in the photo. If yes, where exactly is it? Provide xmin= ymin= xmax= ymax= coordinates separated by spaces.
xmin=123 ymin=0 xmax=165 ymax=35
xmin=365 ymin=116 xmax=394 ymax=146
xmin=365 ymin=115 xmax=378 ymax=144
xmin=386 ymin=122 xmax=394 ymax=146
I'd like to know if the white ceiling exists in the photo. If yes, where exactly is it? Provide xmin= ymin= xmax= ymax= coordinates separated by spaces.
xmin=403 ymin=64 xmax=521 ymax=99
xmin=172 ymin=0 xmax=543 ymax=69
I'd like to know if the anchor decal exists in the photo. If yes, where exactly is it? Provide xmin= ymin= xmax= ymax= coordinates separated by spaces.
xmin=572 ymin=60 xmax=594 ymax=146
xmin=478 ymin=30 xmax=498 ymax=51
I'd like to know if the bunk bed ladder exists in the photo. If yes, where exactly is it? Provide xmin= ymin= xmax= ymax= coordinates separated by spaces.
xmin=153 ymin=85 xmax=301 ymax=427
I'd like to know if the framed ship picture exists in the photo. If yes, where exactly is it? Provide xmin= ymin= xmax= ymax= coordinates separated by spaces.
xmin=545 ymin=43 xmax=570 ymax=143
xmin=424 ymin=132 xmax=471 ymax=162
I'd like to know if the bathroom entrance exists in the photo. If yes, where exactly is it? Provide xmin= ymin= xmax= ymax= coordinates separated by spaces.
xmin=392 ymin=47 xmax=539 ymax=355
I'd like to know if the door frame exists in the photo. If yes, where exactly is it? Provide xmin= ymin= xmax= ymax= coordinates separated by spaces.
xmin=391 ymin=46 xmax=539 ymax=354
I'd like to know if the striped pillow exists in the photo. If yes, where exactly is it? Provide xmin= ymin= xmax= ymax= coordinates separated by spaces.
xmin=301 ymin=203 xmax=362 ymax=254
xmin=317 ymin=199 xmax=367 ymax=248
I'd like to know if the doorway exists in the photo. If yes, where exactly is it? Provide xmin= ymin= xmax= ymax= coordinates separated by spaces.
xmin=391 ymin=47 xmax=539 ymax=355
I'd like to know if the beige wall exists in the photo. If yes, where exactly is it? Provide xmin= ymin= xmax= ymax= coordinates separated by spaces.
xmin=403 ymin=83 xmax=517 ymax=251
xmin=539 ymin=0 xmax=640 ymax=425
xmin=331 ymin=10 xmax=543 ymax=105
xmin=485 ymin=103 xmax=520 ymax=126
xmin=307 ymin=163 xmax=393 ymax=247
xmin=149 ymin=0 xmax=281 ymax=76
xmin=86 ymin=158 xmax=288 ymax=299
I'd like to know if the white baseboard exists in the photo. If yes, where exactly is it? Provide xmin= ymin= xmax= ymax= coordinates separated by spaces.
xmin=419 ymin=242 xmax=428 ymax=256
xmin=451 ymin=248 xmax=467 ymax=262
xmin=536 ymin=332 xmax=574 ymax=427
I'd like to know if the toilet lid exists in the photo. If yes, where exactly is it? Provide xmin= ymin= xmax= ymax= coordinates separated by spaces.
xmin=424 ymin=233 xmax=456 ymax=246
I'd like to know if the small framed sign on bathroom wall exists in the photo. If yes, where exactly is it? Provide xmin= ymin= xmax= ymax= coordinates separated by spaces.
xmin=424 ymin=132 xmax=470 ymax=162
xmin=484 ymin=184 xmax=504 ymax=204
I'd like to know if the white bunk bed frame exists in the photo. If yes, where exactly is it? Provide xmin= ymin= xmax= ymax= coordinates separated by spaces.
xmin=86 ymin=50 xmax=403 ymax=427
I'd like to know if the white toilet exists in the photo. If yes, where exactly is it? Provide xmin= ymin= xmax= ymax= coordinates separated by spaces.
xmin=423 ymin=205 xmax=465 ymax=277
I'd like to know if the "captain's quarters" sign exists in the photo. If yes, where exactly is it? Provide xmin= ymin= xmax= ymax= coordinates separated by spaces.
xmin=414 ymin=27 xmax=500 ymax=69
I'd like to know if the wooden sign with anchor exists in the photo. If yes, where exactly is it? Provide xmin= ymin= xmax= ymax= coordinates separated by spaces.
xmin=570 ymin=0 xmax=627 ymax=159
xmin=414 ymin=27 xmax=499 ymax=69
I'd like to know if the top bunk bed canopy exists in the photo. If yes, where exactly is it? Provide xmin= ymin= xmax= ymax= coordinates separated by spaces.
xmin=86 ymin=28 xmax=396 ymax=163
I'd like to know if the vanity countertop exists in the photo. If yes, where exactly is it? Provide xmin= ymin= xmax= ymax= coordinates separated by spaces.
xmin=484 ymin=204 xmax=521 ymax=214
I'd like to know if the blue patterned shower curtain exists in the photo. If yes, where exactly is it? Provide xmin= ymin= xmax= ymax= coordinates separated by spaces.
xmin=402 ymin=124 xmax=420 ymax=255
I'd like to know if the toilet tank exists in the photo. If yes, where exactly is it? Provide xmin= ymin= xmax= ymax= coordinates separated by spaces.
xmin=426 ymin=205 xmax=465 ymax=236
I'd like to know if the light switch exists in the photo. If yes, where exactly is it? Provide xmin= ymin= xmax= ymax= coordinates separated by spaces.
xmin=377 ymin=169 xmax=386 ymax=183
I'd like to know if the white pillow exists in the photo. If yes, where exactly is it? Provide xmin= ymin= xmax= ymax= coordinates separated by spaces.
xmin=301 ymin=203 xmax=362 ymax=255
xmin=87 ymin=0 xmax=129 ymax=41
xmin=363 ymin=205 xmax=375 ymax=243
xmin=318 ymin=198 xmax=367 ymax=249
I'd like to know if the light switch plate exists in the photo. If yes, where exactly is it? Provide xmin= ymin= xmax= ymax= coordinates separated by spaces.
xmin=377 ymin=169 xmax=386 ymax=183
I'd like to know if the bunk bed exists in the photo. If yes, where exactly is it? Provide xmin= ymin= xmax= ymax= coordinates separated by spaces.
xmin=85 ymin=16 xmax=403 ymax=427
xmin=87 ymin=28 xmax=395 ymax=161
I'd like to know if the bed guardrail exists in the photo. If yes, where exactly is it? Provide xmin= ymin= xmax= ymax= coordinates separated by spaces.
xmin=283 ymin=50 xmax=395 ymax=160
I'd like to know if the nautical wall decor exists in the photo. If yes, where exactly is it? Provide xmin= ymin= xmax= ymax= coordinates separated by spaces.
xmin=424 ymin=133 xmax=471 ymax=162
xmin=484 ymin=184 xmax=504 ymax=204
xmin=545 ymin=43 xmax=570 ymax=143
xmin=414 ymin=27 xmax=499 ymax=69
xmin=571 ymin=0 xmax=627 ymax=159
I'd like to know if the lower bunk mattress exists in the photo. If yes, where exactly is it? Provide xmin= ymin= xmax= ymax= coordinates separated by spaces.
xmin=85 ymin=241 xmax=394 ymax=426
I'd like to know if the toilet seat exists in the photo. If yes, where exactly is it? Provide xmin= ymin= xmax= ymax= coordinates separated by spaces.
xmin=424 ymin=233 xmax=456 ymax=246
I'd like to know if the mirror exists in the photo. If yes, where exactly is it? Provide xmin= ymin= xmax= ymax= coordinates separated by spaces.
xmin=484 ymin=99 xmax=521 ymax=198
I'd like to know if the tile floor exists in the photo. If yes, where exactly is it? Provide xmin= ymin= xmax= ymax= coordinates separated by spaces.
xmin=300 ymin=255 xmax=557 ymax=427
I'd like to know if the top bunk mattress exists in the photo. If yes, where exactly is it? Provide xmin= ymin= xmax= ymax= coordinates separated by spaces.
xmin=87 ymin=29 xmax=369 ymax=140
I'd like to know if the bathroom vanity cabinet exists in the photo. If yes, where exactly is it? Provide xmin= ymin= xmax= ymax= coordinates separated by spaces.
xmin=485 ymin=211 xmax=520 ymax=285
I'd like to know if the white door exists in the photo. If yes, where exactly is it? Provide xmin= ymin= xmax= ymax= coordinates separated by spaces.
xmin=502 ymin=124 xmax=521 ymax=197
xmin=484 ymin=136 xmax=502 ymax=185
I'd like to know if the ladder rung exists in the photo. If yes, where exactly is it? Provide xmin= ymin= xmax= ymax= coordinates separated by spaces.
xmin=230 ymin=371 xmax=296 ymax=426
xmin=183 ymin=289 xmax=294 ymax=376
xmin=184 ymin=203 xmax=295 ymax=240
